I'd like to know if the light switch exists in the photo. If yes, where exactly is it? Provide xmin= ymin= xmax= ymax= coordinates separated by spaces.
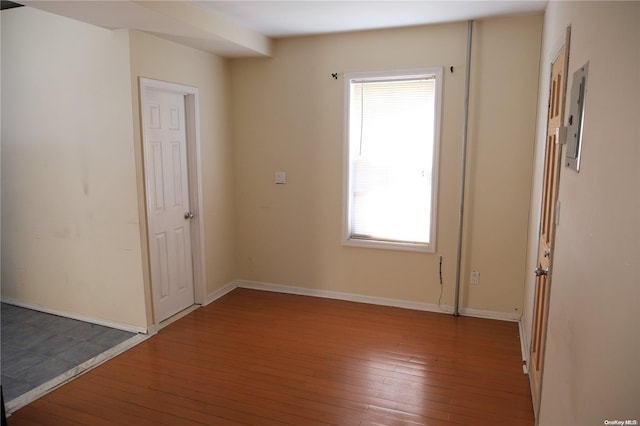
xmin=275 ymin=171 xmax=287 ymax=184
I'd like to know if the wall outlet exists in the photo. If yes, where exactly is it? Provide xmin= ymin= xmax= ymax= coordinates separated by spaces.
xmin=470 ymin=271 xmax=480 ymax=285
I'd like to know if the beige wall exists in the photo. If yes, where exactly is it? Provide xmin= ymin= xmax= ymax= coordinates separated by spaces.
xmin=0 ymin=7 xmax=543 ymax=331
xmin=230 ymin=15 xmax=542 ymax=315
xmin=463 ymin=16 xmax=542 ymax=314
xmin=524 ymin=1 xmax=640 ymax=423
xmin=0 ymin=9 xmax=235 ymax=330
xmin=1 ymin=8 xmax=147 ymax=328
xmin=128 ymin=30 xmax=236 ymax=324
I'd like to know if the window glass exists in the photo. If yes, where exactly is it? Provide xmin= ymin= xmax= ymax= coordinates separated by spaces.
xmin=343 ymin=68 xmax=442 ymax=252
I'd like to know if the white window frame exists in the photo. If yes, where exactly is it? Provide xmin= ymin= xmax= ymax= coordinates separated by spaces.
xmin=342 ymin=67 xmax=443 ymax=253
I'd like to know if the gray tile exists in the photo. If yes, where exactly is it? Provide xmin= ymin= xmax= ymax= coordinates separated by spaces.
xmin=18 ymin=357 xmax=74 ymax=384
xmin=21 ymin=311 xmax=60 ymax=328
xmin=1 ymin=345 xmax=31 ymax=371
xmin=1 ymin=375 xmax=39 ymax=401
xmin=2 ymin=352 xmax=52 ymax=378
xmin=1 ymin=304 xmax=134 ymax=402
xmin=2 ymin=322 xmax=41 ymax=339
xmin=56 ymin=341 xmax=106 ymax=365
xmin=2 ymin=325 xmax=40 ymax=348
xmin=1 ymin=304 xmax=34 ymax=324
xmin=40 ymin=316 xmax=85 ymax=334
xmin=1 ymin=321 xmax=27 ymax=336
xmin=28 ymin=334 xmax=83 ymax=357
xmin=91 ymin=327 xmax=134 ymax=349
xmin=4 ymin=327 xmax=59 ymax=350
xmin=60 ymin=322 xmax=111 ymax=341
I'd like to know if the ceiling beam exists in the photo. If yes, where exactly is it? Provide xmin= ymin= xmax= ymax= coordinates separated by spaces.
xmin=20 ymin=0 xmax=272 ymax=57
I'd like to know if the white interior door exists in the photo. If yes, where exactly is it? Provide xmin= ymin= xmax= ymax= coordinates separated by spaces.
xmin=142 ymin=88 xmax=195 ymax=322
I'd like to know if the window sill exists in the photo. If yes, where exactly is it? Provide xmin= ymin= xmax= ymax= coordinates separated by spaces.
xmin=342 ymin=237 xmax=435 ymax=253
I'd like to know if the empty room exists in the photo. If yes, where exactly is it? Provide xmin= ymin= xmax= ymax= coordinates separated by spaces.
xmin=1 ymin=1 xmax=638 ymax=425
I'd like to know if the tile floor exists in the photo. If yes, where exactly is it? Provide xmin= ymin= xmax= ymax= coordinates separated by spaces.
xmin=1 ymin=303 xmax=135 ymax=402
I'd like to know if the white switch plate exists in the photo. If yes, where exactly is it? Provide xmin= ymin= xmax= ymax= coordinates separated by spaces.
xmin=470 ymin=271 xmax=480 ymax=285
xmin=275 ymin=171 xmax=287 ymax=184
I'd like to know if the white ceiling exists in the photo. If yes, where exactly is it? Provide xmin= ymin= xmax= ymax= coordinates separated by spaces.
xmin=20 ymin=0 xmax=547 ymax=57
xmin=192 ymin=1 xmax=547 ymax=38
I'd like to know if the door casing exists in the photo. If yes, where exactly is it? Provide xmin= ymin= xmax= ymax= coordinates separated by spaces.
xmin=139 ymin=77 xmax=207 ymax=327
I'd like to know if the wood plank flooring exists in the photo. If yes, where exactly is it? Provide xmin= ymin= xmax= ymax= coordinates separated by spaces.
xmin=8 ymin=288 xmax=534 ymax=425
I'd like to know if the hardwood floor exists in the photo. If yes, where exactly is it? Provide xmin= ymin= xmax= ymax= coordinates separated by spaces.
xmin=9 ymin=288 xmax=534 ymax=425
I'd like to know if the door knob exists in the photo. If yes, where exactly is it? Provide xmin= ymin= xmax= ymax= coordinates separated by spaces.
xmin=535 ymin=267 xmax=549 ymax=277
xmin=184 ymin=211 xmax=194 ymax=219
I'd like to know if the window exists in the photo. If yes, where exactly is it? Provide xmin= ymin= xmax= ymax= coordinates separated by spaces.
xmin=343 ymin=68 xmax=442 ymax=252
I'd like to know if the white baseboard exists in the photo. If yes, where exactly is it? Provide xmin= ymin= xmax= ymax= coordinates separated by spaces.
xmin=457 ymin=306 xmax=520 ymax=322
xmin=0 ymin=298 xmax=148 ymax=334
xmin=204 ymin=281 xmax=238 ymax=306
xmin=519 ymin=318 xmax=530 ymax=374
xmin=232 ymin=279 xmax=520 ymax=323
xmin=237 ymin=279 xmax=449 ymax=313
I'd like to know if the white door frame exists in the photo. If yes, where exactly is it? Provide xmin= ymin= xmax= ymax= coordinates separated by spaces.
xmin=139 ymin=77 xmax=207 ymax=325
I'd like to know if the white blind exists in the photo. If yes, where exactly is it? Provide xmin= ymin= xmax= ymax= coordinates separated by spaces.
xmin=348 ymin=76 xmax=436 ymax=244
